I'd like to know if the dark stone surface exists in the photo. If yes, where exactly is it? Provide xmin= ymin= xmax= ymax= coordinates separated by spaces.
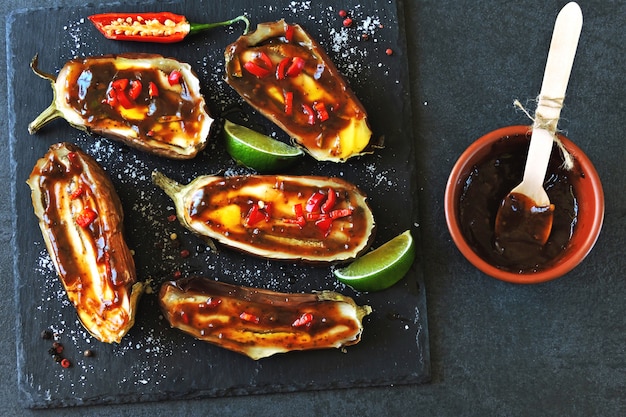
xmin=1 ymin=0 xmax=624 ymax=416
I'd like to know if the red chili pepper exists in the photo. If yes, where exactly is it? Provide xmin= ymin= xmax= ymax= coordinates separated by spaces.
xmin=315 ymin=217 xmax=334 ymax=236
xmin=284 ymin=23 xmax=295 ymax=42
xmin=240 ymin=312 xmax=260 ymax=324
xmin=245 ymin=203 xmax=267 ymax=227
xmin=76 ymin=207 xmax=98 ymax=228
xmin=168 ymin=70 xmax=182 ymax=86
xmin=313 ymin=102 xmax=330 ymax=122
xmin=329 ymin=208 xmax=354 ymax=219
xmin=276 ymin=57 xmax=291 ymax=80
xmin=180 ymin=310 xmax=190 ymax=324
xmin=69 ymin=185 xmax=84 ymax=200
xmin=88 ymin=12 xmax=250 ymax=44
xmin=202 ymin=297 xmax=222 ymax=309
xmin=284 ymin=203 xmax=307 ymax=227
xmin=284 ymin=91 xmax=293 ymax=115
xmin=244 ymin=61 xmax=271 ymax=78
xmin=148 ymin=81 xmax=159 ymax=98
xmin=116 ymin=90 xmax=134 ymax=109
xmin=111 ymin=78 xmax=129 ymax=91
xmin=302 ymin=104 xmax=316 ymax=125
xmin=292 ymin=312 xmax=313 ymax=327
xmin=286 ymin=56 xmax=306 ymax=77
xmin=321 ymin=188 xmax=337 ymax=213
xmin=128 ymin=80 xmax=142 ymax=100
xmin=306 ymin=190 xmax=326 ymax=213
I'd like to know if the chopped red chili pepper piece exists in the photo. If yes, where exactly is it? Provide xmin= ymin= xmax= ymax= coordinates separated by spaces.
xmin=285 ymin=23 xmax=295 ymax=42
xmin=276 ymin=57 xmax=291 ymax=80
xmin=245 ymin=203 xmax=267 ymax=227
xmin=244 ymin=61 xmax=271 ymax=78
xmin=313 ymin=102 xmax=330 ymax=122
xmin=301 ymin=103 xmax=316 ymax=125
xmin=240 ymin=311 xmax=260 ymax=324
xmin=306 ymin=190 xmax=326 ymax=213
xmin=286 ymin=56 xmax=306 ymax=77
xmin=116 ymin=90 xmax=134 ymax=109
xmin=168 ymin=70 xmax=182 ymax=85
xmin=128 ymin=80 xmax=142 ymax=100
xmin=257 ymin=52 xmax=273 ymax=69
xmin=202 ymin=297 xmax=222 ymax=309
xmin=321 ymin=188 xmax=337 ymax=213
xmin=180 ymin=310 xmax=190 ymax=324
xmin=292 ymin=312 xmax=313 ymax=327
xmin=69 ymin=185 xmax=84 ymax=200
xmin=329 ymin=208 xmax=354 ymax=219
xmin=148 ymin=81 xmax=159 ymax=98
xmin=315 ymin=216 xmax=334 ymax=236
xmin=76 ymin=207 xmax=98 ymax=228
xmin=111 ymin=78 xmax=129 ymax=91
xmin=283 ymin=91 xmax=293 ymax=115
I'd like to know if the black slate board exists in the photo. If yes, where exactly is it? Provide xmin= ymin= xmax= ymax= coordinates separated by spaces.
xmin=7 ymin=0 xmax=429 ymax=408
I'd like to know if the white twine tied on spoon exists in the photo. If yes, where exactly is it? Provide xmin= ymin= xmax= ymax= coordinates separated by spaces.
xmin=513 ymin=96 xmax=574 ymax=171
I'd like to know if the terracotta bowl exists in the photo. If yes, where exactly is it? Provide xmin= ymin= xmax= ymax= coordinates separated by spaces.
xmin=444 ymin=125 xmax=604 ymax=284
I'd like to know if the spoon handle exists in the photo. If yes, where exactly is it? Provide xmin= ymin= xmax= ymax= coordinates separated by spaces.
xmin=522 ymin=2 xmax=583 ymax=197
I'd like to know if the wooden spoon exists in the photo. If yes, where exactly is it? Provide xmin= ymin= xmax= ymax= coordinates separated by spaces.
xmin=495 ymin=2 xmax=583 ymax=251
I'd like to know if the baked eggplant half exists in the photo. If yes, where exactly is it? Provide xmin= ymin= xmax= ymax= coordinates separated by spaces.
xmin=152 ymin=171 xmax=376 ymax=263
xmin=28 ymin=53 xmax=213 ymax=159
xmin=27 ymin=142 xmax=143 ymax=343
xmin=225 ymin=20 xmax=376 ymax=162
xmin=160 ymin=276 xmax=372 ymax=360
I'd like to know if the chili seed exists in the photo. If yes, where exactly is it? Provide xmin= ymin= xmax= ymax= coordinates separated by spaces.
xmin=343 ymin=18 xmax=353 ymax=27
xmin=60 ymin=358 xmax=71 ymax=368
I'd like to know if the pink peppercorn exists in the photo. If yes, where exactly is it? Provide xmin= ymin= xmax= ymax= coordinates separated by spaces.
xmin=339 ymin=10 xmax=347 ymax=18
xmin=343 ymin=18 xmax=353 ymax=27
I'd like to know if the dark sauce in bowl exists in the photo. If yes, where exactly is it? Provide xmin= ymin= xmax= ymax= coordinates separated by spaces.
xmin=458 ymin=134 xmax=579 ymax=273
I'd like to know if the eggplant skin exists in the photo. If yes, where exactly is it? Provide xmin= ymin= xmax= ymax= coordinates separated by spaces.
xmin=159 ymin=276 xmax=372 ymax=360
xmin=27 ymin=142 xmax=143 ymax=343
xmin=225 ymin=20 xmax=375 ymax=162
xmin=29 ymin=53 xmax=214 ymax=159
xmin=152 ymin=171 xmax=377 ymax=264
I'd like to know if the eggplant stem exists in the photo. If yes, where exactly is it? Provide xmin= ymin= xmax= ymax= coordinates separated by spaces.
xmin=152 ymin=170 xmax=183 ymax=200
xmin=28 ymin=54 xmax=63 ymax=134
xmin=189 ymin=15 xmax=251 ymax=36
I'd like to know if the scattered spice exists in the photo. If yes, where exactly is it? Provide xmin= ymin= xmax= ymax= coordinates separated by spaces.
xmin=385 ymin=48 xmax=394 ymax=56
xmin=180 ymin=249 xmax=190 ymax=258
xmin=343 ymin=18 xmax=353 ymax=27
xmin=84 ymin=349 xmax=94 ymax=357
xmin=338 ymin=10 xmax=348 ymax=18
xmin=60 ymin=358 xmax=71 ymax=368
xmin=167 ymin=214 xmax=177 ymax=222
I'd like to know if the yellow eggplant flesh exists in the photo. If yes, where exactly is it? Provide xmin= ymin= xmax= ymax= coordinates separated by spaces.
xmin=152 ymin=171 xmax=376 ymax=263
xmin=27 ymin=142 xmax=143 ymax=343
xmin=28 ymin=53 xmax=213 ymax=159
xmin=225 ymin=20 xmax=374 ymax=162
xmin=160 ymin=276 xmax=372 ymax=360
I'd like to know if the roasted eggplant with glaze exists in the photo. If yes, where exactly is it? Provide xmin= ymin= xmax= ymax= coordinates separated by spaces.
xmin=27 ymin=143 xmax=143 ymax=343
xmin=160 ymin=276 xmax=372 ymax=359
xmin=225 ymin=20 xmax=376 ymax=162
xmin=152 ymin=171 xmax=376 ymax=263
xmin=28 ymin=53 xmax=213 ymax=159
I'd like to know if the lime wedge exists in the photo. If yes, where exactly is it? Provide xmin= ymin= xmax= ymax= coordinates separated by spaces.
xmin=334 ymin=230 xmax=416 ymax=292
xmin=223 ymin=119 xmax=304 ymax=173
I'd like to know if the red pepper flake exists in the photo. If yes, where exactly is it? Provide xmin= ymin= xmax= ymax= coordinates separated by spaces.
xmin=343 ymin=18 xmax=353 ymax=27
xmin=276 ymin=57 xmax=291 ymax=80
xmin=180 ymin=249 xmax=190 ymax=258
xmin=148 ymin=81 xmax=159 ymax=98
xmin=329 ymin=208 xmax=354 ymax=219
xmin=167 ymin=214 xmax=177 ymax=222
xmin=203 ymin=297 xmax=222 ymax=309
xmin=111 ymin=78 xmax=129 ymax=91
xmin=69 ymin=185 xmax=84 ymax=200
xmin=244 ymin=61 xmax=271 ymax=78
xmin=76 ymin=207 xmax=98 ymax=228
xmin=239 ymin=311 xmax=260 ymax=324
xmin=180 ymin=310 xmax=190 ymax=324
xmin=292 ymin=312 xmax=314 ymax=327
xmin=168 ymin=70 xmax=182 ymax=86
xmin=315 ymin=216 xmax=334 ymax=236
xmin=284 ymin=91 xmax=293 ymax=115
xmin=66 ymin=151 xmax=82 ymax=171
xmin=385 ymin=48 xmax=394 ymax=56
xmin=306 ymin=190 xmax=326 ymax=213
xmin=245 ymin=203 xmax=268 ymax=227
xmin=60 ymin=358 xmax=71 ymax=368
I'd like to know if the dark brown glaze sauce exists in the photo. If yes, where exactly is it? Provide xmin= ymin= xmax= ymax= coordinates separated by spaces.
xmin=34 ymin=144 xmax=130 ymax=308
xmin=161 ymin=277 xmax=363 ymax=348
xmin=225 ymin=22 xmax=369 ymax=157
xmin=64 ymin=58 xmax=203 ymax=145
xmin=459 ymin=134 xmax=579 ymax=273
xmin=188 ymin=176 xmax=370 ymax=257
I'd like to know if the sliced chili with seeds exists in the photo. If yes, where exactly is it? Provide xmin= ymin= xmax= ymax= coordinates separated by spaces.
xmin=76 ymin=207 xmax=98 ymax=228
